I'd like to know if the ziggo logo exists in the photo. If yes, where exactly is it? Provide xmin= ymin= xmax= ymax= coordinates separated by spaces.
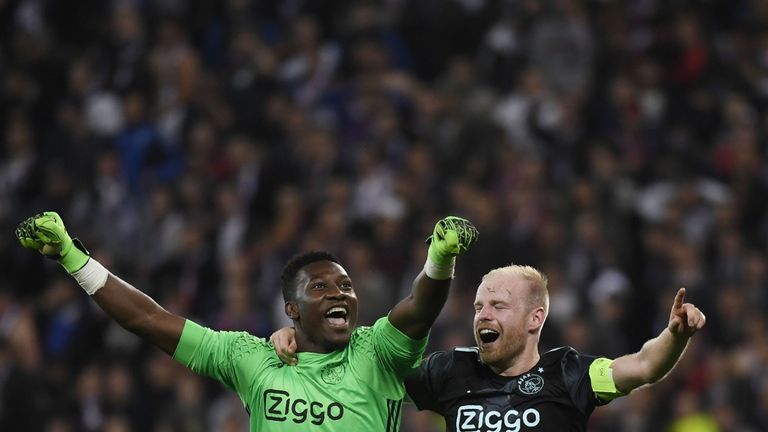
xmin=263 ymin=389 xmax=344 ymax=425
xmin=456 ymin=405 xmax=540 ymax=432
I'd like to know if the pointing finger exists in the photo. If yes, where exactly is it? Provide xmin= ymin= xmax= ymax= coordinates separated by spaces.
xmin=673 ymin=288 xmax=685 ymax=310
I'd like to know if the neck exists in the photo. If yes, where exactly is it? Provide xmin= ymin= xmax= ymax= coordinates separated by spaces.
xmin=490 ymin=341 xmax=540 ymax=377
xmin=293 ymin=323 xmax=335 ymax=354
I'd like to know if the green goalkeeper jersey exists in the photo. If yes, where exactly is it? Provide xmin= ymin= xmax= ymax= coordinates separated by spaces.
xmin=173 ymin=316 xmax=427 ymax=431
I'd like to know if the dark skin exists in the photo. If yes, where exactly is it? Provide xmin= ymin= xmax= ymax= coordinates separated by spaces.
xmin=92 ymin=273 xmax=185 ymax=355
xmin=90 ymin=259 xmax=451 ymax=356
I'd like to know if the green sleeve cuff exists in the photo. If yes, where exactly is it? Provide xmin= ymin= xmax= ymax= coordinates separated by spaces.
xmin=589 ymin=357 xmax=625 ymax=402
xmin=381 ymin=316 xmax=429 ymax=354
xmin=173 ymin=320 xmax=207 ymax=366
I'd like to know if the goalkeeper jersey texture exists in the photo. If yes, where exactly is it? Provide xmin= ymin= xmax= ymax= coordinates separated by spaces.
xmin=405 ymin=346 xmax=609 ymax=432
xmin=174 ymin=317 xmax=426 ymax=431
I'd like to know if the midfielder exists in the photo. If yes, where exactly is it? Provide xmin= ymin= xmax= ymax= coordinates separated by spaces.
xmin=16 ymin=211 xmax=478 ymax=431
xmin=273 ymin=265 xmax=706 ymax=431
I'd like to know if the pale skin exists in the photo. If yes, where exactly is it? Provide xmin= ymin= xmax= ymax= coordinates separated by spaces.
xmin=611 ymin=287 xmax=705 ymax=393
xmin=471 ymin=280 xmax=705 ymax=391
xmin=471 ymin=275 xmax=544 ymax=377
xmin=273 ymin=277 xmax=706 ymax=397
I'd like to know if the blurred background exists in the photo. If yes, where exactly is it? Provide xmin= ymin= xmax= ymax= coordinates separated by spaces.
xmin=1 ymin=0 xmax=767 ymax=430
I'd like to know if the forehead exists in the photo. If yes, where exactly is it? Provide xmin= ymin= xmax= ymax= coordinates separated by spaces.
xmin=475 ymin=274 xmax=525 ymax=302
xmin=298 ymin=260 xmax=349 ymax=281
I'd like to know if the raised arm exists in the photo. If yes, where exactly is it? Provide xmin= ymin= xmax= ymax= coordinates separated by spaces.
xmin=17 ymin=212 xmax=185 ymax=355
xmin=610 ymin=288 xmax=705 ymax=394
xmin=270 ymin=216 xmax=478 ymax=364
xmin=387 ymin=216 xmax=478 ymax=339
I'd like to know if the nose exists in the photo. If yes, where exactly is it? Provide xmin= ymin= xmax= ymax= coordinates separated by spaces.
xmin=476 ymin=305 xmax=492 ymax=321
xmin=324 ymin=284 xmax=347 ymax=299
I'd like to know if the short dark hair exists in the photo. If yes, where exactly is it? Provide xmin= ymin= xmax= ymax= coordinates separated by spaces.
xmin=280 ymin=251 xmax=341 ymax=301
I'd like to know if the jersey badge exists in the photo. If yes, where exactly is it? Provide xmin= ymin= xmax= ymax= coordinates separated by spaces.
xmin=517 ymin=373 xmax=544 ymax=395
xmin=321 ymin=362 xmax=346 ymax=385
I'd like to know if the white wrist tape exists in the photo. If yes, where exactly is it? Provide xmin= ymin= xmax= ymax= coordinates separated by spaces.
xmin=424 ymin=256 xmax=456 ymax=280
xmin=71 ymin=258 xmax=110 ymax=295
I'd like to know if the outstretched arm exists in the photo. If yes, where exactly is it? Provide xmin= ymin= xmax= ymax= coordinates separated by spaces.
xmin=92 ymin=275 xmax=185 ymax=355
xmin=17 ymin=212 xmax=185 ymax=355
xmin=386 ymin=217 xmax=478 ymax=339
xmin=610 ymin=288 xmax=706 ymax=394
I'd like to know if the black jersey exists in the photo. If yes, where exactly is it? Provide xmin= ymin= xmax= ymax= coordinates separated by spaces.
xmin=405 ymin=346 xmax=610 ymax=432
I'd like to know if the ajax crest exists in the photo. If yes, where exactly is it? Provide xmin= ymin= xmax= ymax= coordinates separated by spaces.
xmin=321 ymin=363 xmax=346 ymax=385
xmin=517 ymin=373 xmax=544 ymax=395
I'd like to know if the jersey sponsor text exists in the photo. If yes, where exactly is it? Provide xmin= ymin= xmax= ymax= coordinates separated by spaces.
xmin=456 ymin=404 xmax=541 ymax=432
xmin=263 ymin=389 xmax=344 ymax=425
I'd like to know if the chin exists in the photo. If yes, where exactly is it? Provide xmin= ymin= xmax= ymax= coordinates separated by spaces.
xmin=478 ymin=350 xmax=498 ymax=365
xmin=478 ymin=342 xmax=510 ymax=365
xmin=325 ymin=332 xmax=352 ymax=350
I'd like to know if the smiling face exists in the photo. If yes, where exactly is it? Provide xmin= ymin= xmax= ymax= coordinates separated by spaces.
xmin=287 ymin=260 xmax=359 ymax=352
xmin=473 ymin=268 xmax=548 ymax=372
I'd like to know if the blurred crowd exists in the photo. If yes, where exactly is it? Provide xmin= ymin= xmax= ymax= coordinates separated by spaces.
xmin=1 ymin=0 xmax=768 ymax=430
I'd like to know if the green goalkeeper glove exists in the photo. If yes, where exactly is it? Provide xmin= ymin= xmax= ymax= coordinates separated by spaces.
xmin=425 ymin=216 xmax=478 ymax=279
xmin=15 ymin=211 xmax=90 ymax=274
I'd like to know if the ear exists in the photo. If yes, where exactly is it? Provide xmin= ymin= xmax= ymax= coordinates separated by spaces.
xmin=285 ymin=301 xmax=299 ymax=320
xmin=528 ymin=307 xmax=546 ymax=333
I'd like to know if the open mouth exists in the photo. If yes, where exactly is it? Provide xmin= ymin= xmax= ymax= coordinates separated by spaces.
xmin=324 ymin=305 xmax=349 ymax=328
xmin=478 ymin=328 xmax=500 ymax=344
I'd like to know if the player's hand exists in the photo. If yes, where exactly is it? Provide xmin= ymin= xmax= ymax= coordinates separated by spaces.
xmin=270 ymin=326 xmax=298 ymax=366
xmin=16 ymin=211 xmax=72 ymax=256
xmin=426 ymin=216 xmax=479 ymax=265
xmin=667 ymin=288 xmax=706 ymax=339
xmin=15 ymin=211 xmax=89 ymax=273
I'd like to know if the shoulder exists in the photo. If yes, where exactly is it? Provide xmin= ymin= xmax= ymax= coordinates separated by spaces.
xmin=217 ymin=330 xmax=274 ymax=362
xmin=349 ymin=317 xmax=427 ymax=358
xmin=349 ymin=324 xmax=374 ymax=350
xmin=179 ymin=321 xmax=273 ymax=361
xmin=449 ymin=346 xmax=481 ymax=366
xmin=541 ymin=345 xmax=577 ymax=361
xmin=406 ymin=348 xmax=472 ymax=396
xmin=546 ymin=346 xmax=607 ymax=410
xmin=347 ymin=324 xmax=382 ymax=361
xmin=419 ymin=346 xmax=479 ymax=377
xmin=352 ymin=324 xmax=373 ymax=338
xmin=541 ymin=346 xmax=596 ymax=369
xmin=540 ymin=346 xmax=600 ymax=387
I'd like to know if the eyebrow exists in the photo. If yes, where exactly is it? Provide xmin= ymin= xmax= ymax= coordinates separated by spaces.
xmin=309 ymin=275 xmax=352 ymax=283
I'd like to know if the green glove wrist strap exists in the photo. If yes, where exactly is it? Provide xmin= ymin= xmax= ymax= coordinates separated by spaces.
xmin=425 ymin=248 xmax=456 ymax=280
xmin=59 ymin=238 xmax=90 ymax=274
xmin=427 ymin=245 xmax=455 ymax=267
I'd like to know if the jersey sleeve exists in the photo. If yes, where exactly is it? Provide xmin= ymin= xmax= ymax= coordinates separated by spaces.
xmin=404 ymin=351 xmax=450 ymax=413
xmin=173 ymin=319 xmax=271 ymax=398
xmin=370 ymin=316 xmax=429 ymax=377
xmin=561 ymin=349 xmax=615 ymax=415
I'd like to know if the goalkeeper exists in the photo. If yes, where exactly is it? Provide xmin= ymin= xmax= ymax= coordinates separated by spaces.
xmin=16 ymin=211 xmax=478 ymax=431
